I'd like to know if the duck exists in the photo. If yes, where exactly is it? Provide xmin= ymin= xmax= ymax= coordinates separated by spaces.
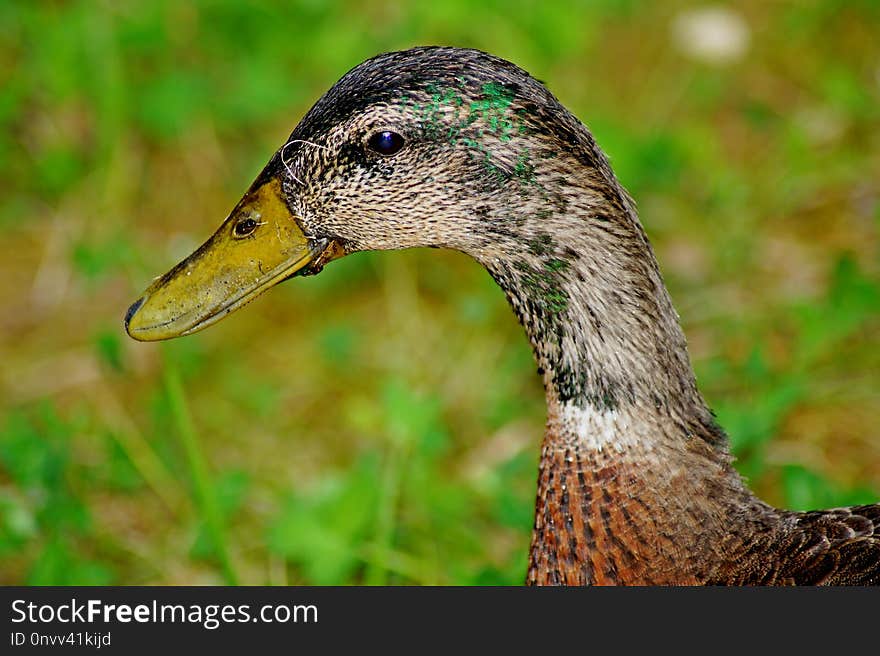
xmin=124 ymin=46 xmax=879 ymax=585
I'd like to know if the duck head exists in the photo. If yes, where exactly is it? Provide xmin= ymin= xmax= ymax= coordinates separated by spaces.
xmin=125 ymin=46 xmax=625 ymax=341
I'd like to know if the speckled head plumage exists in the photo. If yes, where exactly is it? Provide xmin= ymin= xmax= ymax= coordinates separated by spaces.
xmin=270 ymin=46 xmax=628 ymax=255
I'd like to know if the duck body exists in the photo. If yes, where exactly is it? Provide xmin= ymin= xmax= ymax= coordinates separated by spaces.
xmin=531 ymin=438 xmax=880 ymax=584
xmin=125 ymin=47 xmax=880 ymax=585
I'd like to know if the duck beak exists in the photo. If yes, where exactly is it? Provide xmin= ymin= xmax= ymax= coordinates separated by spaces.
xmin=124 ymin=176 xmax=335 ymax=341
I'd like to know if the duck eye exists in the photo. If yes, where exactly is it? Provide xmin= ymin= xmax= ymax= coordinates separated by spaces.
xmin=233 ymin=217 xmax=259 ymax=238
xmin=367 ymin=130 xmax=405 ymax=156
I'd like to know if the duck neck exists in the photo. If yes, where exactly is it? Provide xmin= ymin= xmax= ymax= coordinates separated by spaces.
xmin=479 ymin=178 xmax=765 ymax=583
xmin=484 ymin=186 xmax=724 ymax=444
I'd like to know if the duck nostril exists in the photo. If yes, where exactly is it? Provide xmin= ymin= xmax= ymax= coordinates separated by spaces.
xmin=234 ymin=217 xmax=259 ymax=237
xmin=124 ymin=296 xmax=145 ymax=331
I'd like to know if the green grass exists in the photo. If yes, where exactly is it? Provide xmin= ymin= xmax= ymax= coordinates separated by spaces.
xmin=163 ymin=358 xmax=238 ymax=585
xmin=0 ymin=0 xmax=878 ymax=585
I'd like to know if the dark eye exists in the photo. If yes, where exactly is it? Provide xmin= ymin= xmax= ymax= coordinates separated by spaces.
xmin=234 ymin=217 xmax=259 ymax=238
xmin=367 ymin=130 xmax=405 ymax=156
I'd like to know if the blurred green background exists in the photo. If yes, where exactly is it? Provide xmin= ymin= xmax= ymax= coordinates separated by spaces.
xmin=1 ymin=0 xmax=878 ymax=585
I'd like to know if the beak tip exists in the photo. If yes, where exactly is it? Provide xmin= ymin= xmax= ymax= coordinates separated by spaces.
xmin=124 ymin=296 xmax=145 ymax=337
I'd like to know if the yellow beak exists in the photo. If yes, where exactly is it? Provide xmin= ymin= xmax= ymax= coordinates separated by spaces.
xmin=124 ymin=176 xmax=330 ymax=341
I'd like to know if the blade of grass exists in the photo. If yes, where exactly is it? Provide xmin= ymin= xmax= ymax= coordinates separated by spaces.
xmin=362 ymin=257 xmax=422 ymax=586
xmin=358 ymin=542 xmax=441 ymax=585
xmin=93 ymin=383 xmax=190 ymax=519
xmin=364 ymin=441 xmax=407 ymax=585
xmin=163 ymin=355 xmax=238 ymax=585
